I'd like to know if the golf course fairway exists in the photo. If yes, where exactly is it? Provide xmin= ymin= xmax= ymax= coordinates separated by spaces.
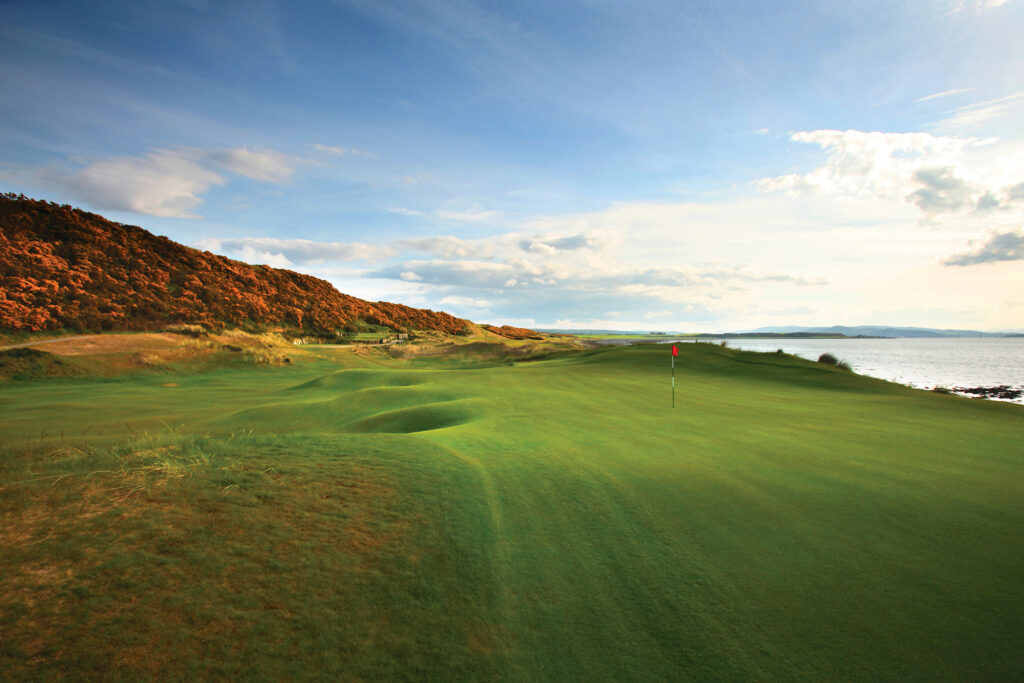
xmin=2 ymin=342 xmax=1022 ymax=680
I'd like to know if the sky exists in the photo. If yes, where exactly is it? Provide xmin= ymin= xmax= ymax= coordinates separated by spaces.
xmin=2 ymin=0 xmax=1023 ymax=332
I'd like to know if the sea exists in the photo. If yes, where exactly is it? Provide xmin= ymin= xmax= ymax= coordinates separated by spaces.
xmin=640 ymin=337 xmax=1024 ymax=404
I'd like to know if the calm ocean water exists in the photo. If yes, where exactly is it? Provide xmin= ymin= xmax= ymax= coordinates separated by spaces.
xmin=661 ymin=337 xmax=1024 ymax=403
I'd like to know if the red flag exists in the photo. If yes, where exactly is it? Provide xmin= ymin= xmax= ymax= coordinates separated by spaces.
xmin=671 ymin=345 xmax=678 ymax=356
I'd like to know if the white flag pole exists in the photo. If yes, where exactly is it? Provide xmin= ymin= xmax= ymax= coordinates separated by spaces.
xmin=671 ymin=349 xmax=675 ymax=408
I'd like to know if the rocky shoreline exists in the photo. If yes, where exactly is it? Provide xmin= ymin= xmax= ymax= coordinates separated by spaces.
xmin=944 ymin=385 xmax=1024 ymax=401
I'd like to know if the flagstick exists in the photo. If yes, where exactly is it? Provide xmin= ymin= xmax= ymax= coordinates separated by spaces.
xmin=671 ymin=352 xmax=675 ymax=408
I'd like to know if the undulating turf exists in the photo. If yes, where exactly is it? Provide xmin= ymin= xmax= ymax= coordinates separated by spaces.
xmin=2 ymin=342 xmax=1022 ymax=680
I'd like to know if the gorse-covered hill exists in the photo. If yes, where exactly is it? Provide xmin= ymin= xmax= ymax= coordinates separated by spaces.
xmin=0 ymin=194 xmax=471 ymax=335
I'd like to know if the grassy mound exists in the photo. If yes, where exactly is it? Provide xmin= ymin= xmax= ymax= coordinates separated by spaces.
xmin=0 ymin=347 xmax=79 ymax=380
xmin=2 ymin=342 xmax=1022 ymax=679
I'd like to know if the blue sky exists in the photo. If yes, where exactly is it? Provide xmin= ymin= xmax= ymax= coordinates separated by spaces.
xmin=2 ymin=0 xmax=1023 ymax=331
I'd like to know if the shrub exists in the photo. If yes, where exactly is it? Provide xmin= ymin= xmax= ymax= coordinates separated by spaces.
xmin=818 ymin=352 xmax=852 ymax=371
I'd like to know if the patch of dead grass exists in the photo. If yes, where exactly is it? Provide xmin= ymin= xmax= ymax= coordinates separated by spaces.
xmin=1 ymin=437 xmax=420 ymax=680
xmin=40 ymin=333 xmax=181 ymax=357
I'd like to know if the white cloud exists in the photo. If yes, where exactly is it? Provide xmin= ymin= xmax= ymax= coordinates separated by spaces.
xmin=294 ymin=188 xmax=1022 ymax=330
xmin=196 ymin=236 xmax=395 ymax=264
xmin=12 ymin=145 xmax=304 ymax=218
xmin=517 ymin=231 xmax=619 ymax=254
xmin=758 ymin=129 xmax=1024 ymax=218
xmin=205 ymin=147 xmax=299 ymax=183
xmin=907 ymin=166 xmax=977 ymax=213
xmin=369 ymin=255 xmax=822 ymax=301
xmin=399 ymin=236 xmax=494 ymax=258
xmin=440 ymin=295 xmax=492 ymax=309
xmin=436 ymin=209 xmax=498 ymax=222
xmin=372 ymin=260 xmax=516 ymax=289
xmin=31 ymin=149 xmax=226 ymax=218
xmin=757 ymin=130 xmax=971 ymax=199
xmin=387 ymin=207 xmax=421 ymax=216
xmin=945 ymin=229 xmax=1024 ymax=265
xmin=234 ymin=246 xmax=293 ymax=269
xmin=489 ymin=317 xmax=537 ymax=328
xmin=367 ymin=189 xmax=1024 ymax=329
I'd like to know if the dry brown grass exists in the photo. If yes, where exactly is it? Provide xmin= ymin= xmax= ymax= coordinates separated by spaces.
xmin=36 ymin=333 xmax=181 ymax=356
xmin=6 ymin=330 xmax=311 ymax=374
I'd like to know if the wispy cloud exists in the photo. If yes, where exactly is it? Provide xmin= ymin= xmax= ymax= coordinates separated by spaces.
xmin=313 ymin=143 xmax=352 ymax=156
xmin=205 ymin=147 xmax=299 ymax=183
xmin=398 ymin=236 xmax=494 ymax=259
xmin=436 ymin=209 xmax=499 ymax=222
xmin=947 ymin=0 xmax=1013 ymax=12
xmin=312 ymin=143 xmax=374 ymax=157
xmin=25 ymin=149 xmax=226 ymax=218
xmin=196 ymin=236 xmax=395 ymax=266
xmin=9 ymin=146 xmax=304 ymax=218
xmin=932 ymin=92 xmax=1024 ymax=132
xmin=944 ymin=229 xmax=1024 ymax=265
xmin=368 ymin=257 xmax=822 ymax=294
xmin=517 ymin=232 xmax=615 ymax=255
xmin=439 ymin=295 xmax=492 ymax=309
xmin=914 ymin=88 xmax=974 ymax=103
xmin=372 ymin=259 xmax=515 ymax=289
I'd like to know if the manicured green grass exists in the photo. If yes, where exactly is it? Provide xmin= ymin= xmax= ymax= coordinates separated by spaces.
xmin=2 ymin=343 xmax=1022 ymax=679
xmin=342 ymin=332 xmax=391 ymax=341
xmin=575 ymin=333 xmax=695 ymax=340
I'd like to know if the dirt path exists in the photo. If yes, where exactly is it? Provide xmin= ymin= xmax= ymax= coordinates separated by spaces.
xmin=0 ymin=335 xmax=104 ymax=352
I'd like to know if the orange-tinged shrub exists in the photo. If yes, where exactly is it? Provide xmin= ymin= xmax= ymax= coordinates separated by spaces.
xmin=0 ymin=194 xmax=474 ymax=335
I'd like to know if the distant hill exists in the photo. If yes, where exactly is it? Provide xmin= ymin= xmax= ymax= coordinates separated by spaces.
xmin=538 ymin=325 xmax=1016 ymax=339
xmin=0 ymin=194 xmax=481 ymax=336
xmin=742 ymin=325 xmax=1008 ymax=338
xmin=537 ymin=328 xmax=853 ymax=339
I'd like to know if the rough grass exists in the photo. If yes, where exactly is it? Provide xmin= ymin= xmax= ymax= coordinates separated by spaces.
xmin=1 ymin=342 xmax=1023 ymax=679
xmin=0 ymin=348 xmax=80 ymax=380
xmin=1 ymin=330 xmax=298 ymax=378
xmin=1 ymin=432 xmax=503 ymax=680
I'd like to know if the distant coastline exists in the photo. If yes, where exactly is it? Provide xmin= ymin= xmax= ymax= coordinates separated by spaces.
xmin=549 ymin=331 xmax=882 ymax=342
xmin=540 ymin=324 xmax=1023 ymax=339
